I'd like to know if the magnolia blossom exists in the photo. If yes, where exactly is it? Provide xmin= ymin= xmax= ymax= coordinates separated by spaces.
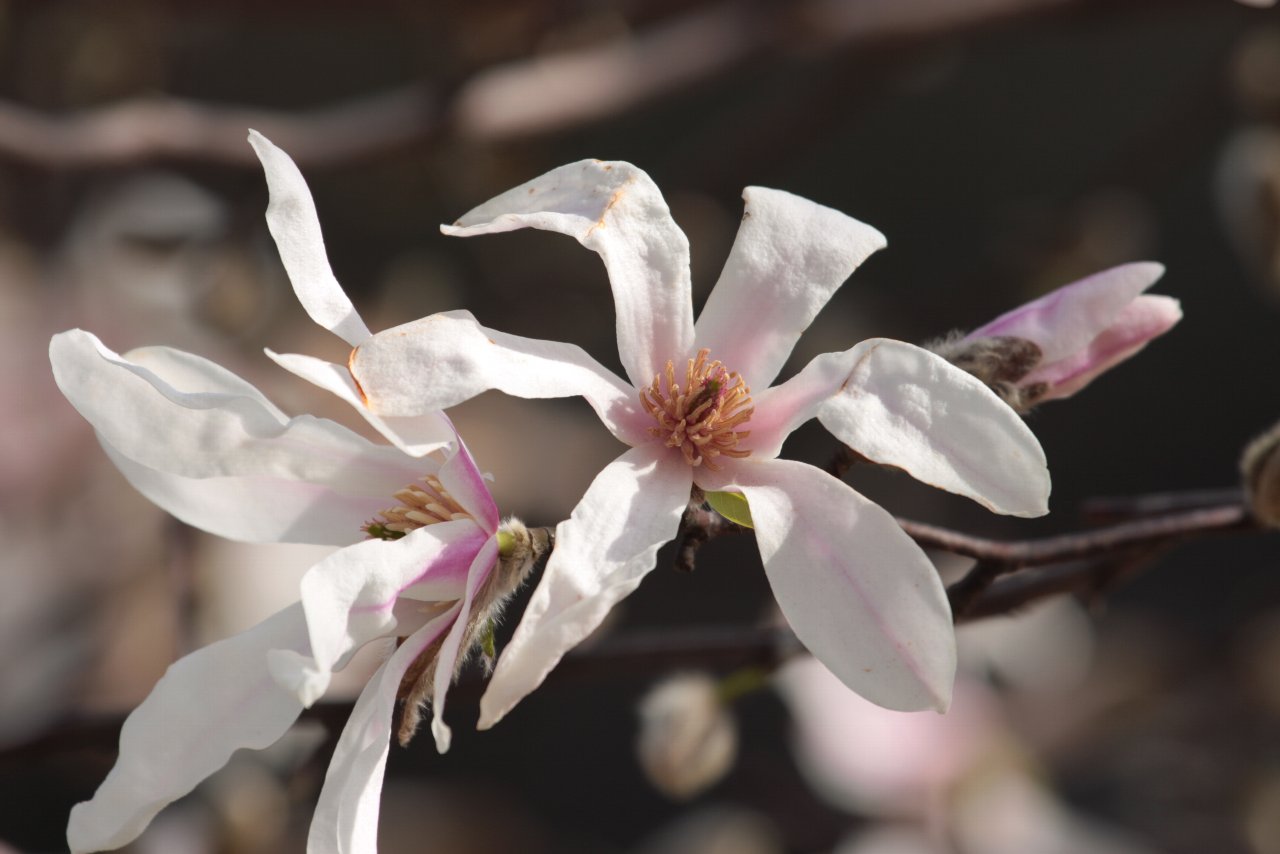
xmin=936 ymin=263 xmax=1182 ymax=412
xmin=50 ymin=330 xmax=519 ymax=853
xmin=47 ymin=133 xmax=539 ymax=854
xmin=287 ymin=159 xmax=1053 ymax=723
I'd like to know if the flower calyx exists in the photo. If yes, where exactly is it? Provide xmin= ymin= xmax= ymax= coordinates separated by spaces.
xmin=928 ymin=332 xmax=1047 ymax=414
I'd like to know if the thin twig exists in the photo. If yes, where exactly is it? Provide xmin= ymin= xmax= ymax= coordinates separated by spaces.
xmin=0 ymin=0 xmax=1224 ymax=169
xmin=899 ymin=502 xmax=1252 ymax=566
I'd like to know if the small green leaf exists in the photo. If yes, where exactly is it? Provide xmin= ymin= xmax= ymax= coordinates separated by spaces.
xmin=706 ymin=490 xmax=753 ymax=528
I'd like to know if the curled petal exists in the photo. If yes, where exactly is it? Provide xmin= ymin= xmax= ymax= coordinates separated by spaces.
xmin=967 ymin=262 xmax=1165 ymax=365
xmin=818 ymin=339 xmax=1050 ymax=518
xmin=694 ymin=187 xmax=886 ymax=389
xmin=66 ymin=604 xmax=311 ymax=854
xmin=436 ymin=426 xmax=501 ymax=533
xmin=349 ymin=310 xmax=650 ymax=446
xmin=248 ymin=130 xmax=372 ymax=347
xmin=479 ymin=445 xmax=691 ymax=729
xmin=1027 ymin=294 xmax=1183 ymax=401
xmin=306 ymin=608 xmax=459 ymax=854
xmin=430 ymin=535 xmax=501 ymax=753
xmin=722 ymin=459 xmax=956 ymax=712
xmin=442 ymin=160 xmax=694 ymax=388
xmin=266 ymin=350 xmax=455 ymax=458
xmin=270 ymin=520 xmax=486 ymax=707
xmin=50 ymin=330 xmax=429 ymax=544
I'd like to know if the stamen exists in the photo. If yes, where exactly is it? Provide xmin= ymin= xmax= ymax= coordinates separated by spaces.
xmin=364 ymin=474 xmax=473 ymax=539
xmin=638 ymin=348 xmax=754 ymax=471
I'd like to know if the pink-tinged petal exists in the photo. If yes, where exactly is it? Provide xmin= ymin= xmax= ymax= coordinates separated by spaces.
xmin=436 ymin=427 xmax=500 ymax=534
xmin=818 ymin=339 xmax=1050 ymax=518
xmin=429 ymin=535 xmax=501 ymax=753
xmin=1027 ymin=294 xmax=1182 ymax=402
xmin=50 ymin=331 xmax=431 ymax=542
xmin=349 ymin=310 xmax=651 ymax=446
xmin=270 ymin=520 xmax=485 ymax=707
xmin=307 ymin=607 xmax=459 ymax=854
xmin=266 ymin=350 xmax=455 ymax=458
xmin=441 ymin=160 xmax=694 ymax=388
xmin=247 ymin=130 xmax=372 ymax=347
xmin=967 ymin=262 xmax=1165 ymax=365
xmin=694 ymin=187 xmax=886 ymax=389
xmin=743 ymin=343 xmax=880 ymax=460
xmin=66 ymin=603 xmax=310 ymax=854
xmin=724 ymin=458 xmax=956 ymax=712
xmin=478 ymin=445 xmax=691 ymax=728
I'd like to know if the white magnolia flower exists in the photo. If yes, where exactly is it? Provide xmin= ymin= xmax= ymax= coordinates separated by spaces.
xmin=47 ymin=133 xmax=539 ymax=854
xmin=294 ymin=159 xmax=1053 ymax=724
xmin=50 ymin=330 xmax=523 ymax=854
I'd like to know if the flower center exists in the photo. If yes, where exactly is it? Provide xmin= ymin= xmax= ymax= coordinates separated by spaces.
xmin=364 ymin=474 xmax=472 ymax=540
xmin=639 ymin=348 xmax=754 ymax=470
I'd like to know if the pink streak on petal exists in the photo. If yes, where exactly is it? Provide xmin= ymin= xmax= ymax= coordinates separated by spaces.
xmin=967 ymin=262 xmax=1164 ymax=365
xmin=1027 ymin=294 xmax=1182 ymax=401
xmin=436 ymin=414 xmax=500 ymax=533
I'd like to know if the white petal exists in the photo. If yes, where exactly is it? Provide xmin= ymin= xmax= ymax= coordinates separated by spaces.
xmin=694 ymin=187 xmax=886 ymax=389
xmin=307 ymin=608 xmax=459 ymax=854
xmin=724 ymin=459 xmax=956 ymax=712
xmin=743 ymin=343 xmax=880 ymax=460
xmin=436 ymin=427 xmax=500 ymax=533
xmin=348 ymin=310 xmax=651 ymax=446
xmin=101 ymin=445 xmax=389 ymax=546
xmin=967 ymin=262 xmax=1164 ymax=365
xmin=818 ymin=339 xmax=1050 ymax=517
xmin=67 ymin=604 xmax=310 ymax=854
xmin=276 ymin=521 xmax=487 ymax=707
xmin=248 ymin=130 xmax=372 ymax=347
xmin=442 ymin=160 xmax=694 ymax=388
xmin=478 ymin=445 xmax=691 ymax=728
xmin=266 ymin=350 xmax=456 ymax=458
xmin=50 ymin=330 xmax=431 ymax=542
xmin=430 ymin=535 xmax=501 ymax=753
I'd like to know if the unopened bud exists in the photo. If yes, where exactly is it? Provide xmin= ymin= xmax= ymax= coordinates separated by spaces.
xmin=1243 ymin=421 xmax=1280 ymax=527
xmin=931 ymin=264 xmax=1182 ymax=414
xmin=636 ymin=672 xmax=738 ymax=800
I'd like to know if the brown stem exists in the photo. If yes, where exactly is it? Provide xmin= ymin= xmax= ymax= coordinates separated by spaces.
xmin=899 ymin=502 xmax=1252 ymax=567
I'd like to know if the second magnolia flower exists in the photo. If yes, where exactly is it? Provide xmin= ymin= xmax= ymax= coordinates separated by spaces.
xmin=260 ymin=140 xmax=1054 ymax=722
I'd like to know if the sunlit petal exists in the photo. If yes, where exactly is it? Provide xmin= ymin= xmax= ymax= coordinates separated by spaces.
xmin=349 ymin=310 xmax=650 ymax=445
xmin=695 ymin=187 xmax=885 ymax=389
xmin=722 ymin=458 xmax=956 ymax=712
xmin=248 ymin=130 xmax=372 ymax=347
xmin=66 ymin=605 xmax=311 ymax=854
xmin=442 ymin=160 xmax=694 ymax=388
xmin=819 ymin=339 xmax=1050 ymax=517
xmin=478 ymin=445 xmax=691 ymax=728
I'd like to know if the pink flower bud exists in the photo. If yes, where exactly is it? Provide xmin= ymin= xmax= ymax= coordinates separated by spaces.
xmin=945 ymin=263 xmax=1182 ymax=411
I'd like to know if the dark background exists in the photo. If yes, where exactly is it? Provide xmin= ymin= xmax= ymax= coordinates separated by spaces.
xmin=2 ymin=2 xmax=1280 ymax=852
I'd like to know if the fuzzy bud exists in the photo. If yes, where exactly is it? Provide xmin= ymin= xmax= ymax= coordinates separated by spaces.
xmin=636 ymin=672 xmax=738 ymax=800
xmin=1243 ymin=422 xmax=1280 ymax=527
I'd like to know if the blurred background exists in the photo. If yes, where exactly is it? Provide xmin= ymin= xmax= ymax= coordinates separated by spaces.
xmin=3 ymin=0 xmax=1280 ymax=851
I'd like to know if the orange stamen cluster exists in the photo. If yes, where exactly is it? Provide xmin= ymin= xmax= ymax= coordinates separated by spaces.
xmin=639 ymin=348 xmax=754 ymax=470
xmin=364 ymin=474 xmax=472 ymax=539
